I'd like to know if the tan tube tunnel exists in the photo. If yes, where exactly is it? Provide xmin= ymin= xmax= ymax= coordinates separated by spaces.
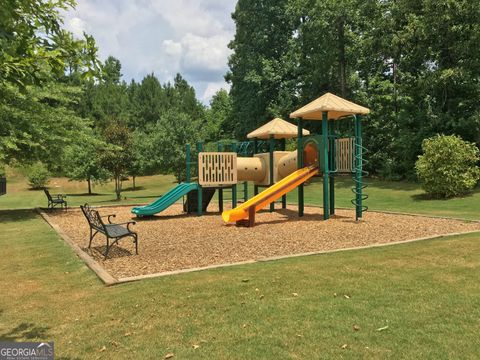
xmin=238 ymin=144 xmax=319 ymax=184
xmin=278 ymin=144 xmax=318 ymax=178
xmin=237 ymin=157 xmax=266 ymax=182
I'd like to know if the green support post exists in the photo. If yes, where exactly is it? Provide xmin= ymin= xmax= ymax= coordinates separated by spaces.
xmin=218 ymin=188 xmax=223 ymax=213
xmin=355 ymin=115 xmax=363 ymax=220
xmin=196 ymin=142 xmax=203 ymax=216
xmin=269 ymin=136 xmax=275 ymax=212
xmin=297 ymin=119 xmax=304 ymax=217
xmin=253 ymin=139 xmax=259 ymax=196
xmin=280 ymin=138 xmax=287 ymax=209
xmin=186 ymin=144 xmax=191 ymax=183
xmin=328 ymin=120 xmax=335 ymax=215
xmin=243 ymin=182 xmax=248 ymax=202
xmin=197 ymin=185 xmax=203 ymax=216
xmin=232 ymin=142 xmax=237 ymax=208
xmin=322 ymin=112 xmax=330 ymax=220
xmin=217 ymin=142 xmax=223 ymax=212
xmin=232 ymin=184 xmax=237 ymax=208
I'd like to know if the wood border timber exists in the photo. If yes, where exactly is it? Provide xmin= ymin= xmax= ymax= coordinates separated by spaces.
xmin=115 ymin=229 xmax=480 ymax=284
xmin=37 ymin=206 xmax=480 ymax=286
xmin=37 ymin=208 xmax=118 ymax=286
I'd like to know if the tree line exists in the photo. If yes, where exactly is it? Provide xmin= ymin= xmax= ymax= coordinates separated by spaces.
xmin=2 ymin=0 xmax=479 ymax=196
xmin=227 ymin=0 xmax=480 ymax=179
xmin=1 ymin=0 xmax=232 ymax=199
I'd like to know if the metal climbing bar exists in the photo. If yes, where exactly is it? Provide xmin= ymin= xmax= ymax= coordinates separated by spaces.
xmin=351 ymin=115 xmax=369 ymax=220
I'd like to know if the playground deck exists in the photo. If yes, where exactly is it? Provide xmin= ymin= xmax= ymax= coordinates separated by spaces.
xmin=47 ymin=204 xmax=480 ymax=279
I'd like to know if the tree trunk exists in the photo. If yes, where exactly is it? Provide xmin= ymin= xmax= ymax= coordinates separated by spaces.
xmin=337 ymin=15 xmax=347 ymax=98
xmin=87 ymin=176 xmax=92 ymax=195
xmin=115 ymin=176 xmax=121 ymax=201
xmin=132 ymin=175 xmax=136 ymax=191
xmin=392 ymin=61 xmax=398 ymax=115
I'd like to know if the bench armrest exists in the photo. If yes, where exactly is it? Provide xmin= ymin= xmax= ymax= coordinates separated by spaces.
xmin=115 ymin=221 xmax=136 ymax=231
xmin=100 ymin=214 xmax=116 ymax=223
xmin=54 ymin=194 xmax=66 ymax=199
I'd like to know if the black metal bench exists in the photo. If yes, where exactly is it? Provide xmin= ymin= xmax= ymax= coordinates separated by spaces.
xmin=44 ymin=188 xmax=67 ymax=210
xmin=80 ymin=204 xmax=138 ymax=259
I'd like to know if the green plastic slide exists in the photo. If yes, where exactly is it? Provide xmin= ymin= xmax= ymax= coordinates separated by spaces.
xmin=131 ymin=182 xmax=198 ymax=216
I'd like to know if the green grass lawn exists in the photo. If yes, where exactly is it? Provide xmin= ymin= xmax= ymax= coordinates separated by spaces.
xmin=2 ymin=168 xmax=479 ymax=220
xmin=1 ymin=210 xmax=479 ymax=359
xmin=299 ymin=177 xmax=480 ymax=220
xmin=1 ymin=169 xmax=480 ymax=358
xmin=0 ymin=168 xmax=178 ymax=210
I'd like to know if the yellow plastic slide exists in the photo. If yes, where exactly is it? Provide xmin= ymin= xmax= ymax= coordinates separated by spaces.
xmin=222 ymin=166 xmax=319 ymax=223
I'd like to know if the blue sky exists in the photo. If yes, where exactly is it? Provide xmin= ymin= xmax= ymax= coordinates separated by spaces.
xmin=63 ymin=0 xmax=237 ymax=104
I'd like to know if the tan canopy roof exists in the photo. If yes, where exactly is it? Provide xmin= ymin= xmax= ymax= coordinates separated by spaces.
xmin=247 ymin=118 xmax=310 ymax=139
xmin=290 ymin=92 xmax=370 ymax=120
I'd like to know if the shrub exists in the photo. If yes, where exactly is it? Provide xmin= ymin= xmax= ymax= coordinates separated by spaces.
xmin=415 ymin=135 xmax=480 ymax=198
xmin=27 ymin=162 xmax=51 ymax=189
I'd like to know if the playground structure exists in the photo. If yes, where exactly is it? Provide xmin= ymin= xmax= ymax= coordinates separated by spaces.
xmin=132 ymin=92 xmax=370 ymax=226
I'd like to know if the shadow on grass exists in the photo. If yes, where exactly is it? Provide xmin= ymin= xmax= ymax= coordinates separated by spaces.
xmin=122 ymin=186 xmax=146 ymax=192
xmin=91 ymin=195 xmax=163 ymax=204
xmin=66 ymin=193 xmax=104 ymax=197
xmin=0 ymin=209 xmax=38 ymax=223
xmin=0 ymin=322 xmax=50 ymax=341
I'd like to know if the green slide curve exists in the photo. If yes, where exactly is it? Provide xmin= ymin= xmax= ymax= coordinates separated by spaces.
xmin=131 ymin=182 xmax=198 ymax=216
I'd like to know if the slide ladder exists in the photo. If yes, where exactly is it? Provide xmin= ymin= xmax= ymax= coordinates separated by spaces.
xmin=222 ymin=166 xmax=318 ymax=226
xmin=131 ymin=182 xmax=198 ymax=217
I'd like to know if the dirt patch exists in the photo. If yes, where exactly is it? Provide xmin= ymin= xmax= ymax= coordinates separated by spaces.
xmin=46 ymin=204 xmax=480 ymax=279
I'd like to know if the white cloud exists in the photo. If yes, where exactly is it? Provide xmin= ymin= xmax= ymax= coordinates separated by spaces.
xmin=62 ymin=0 xmax=236 ymax=103
xmin=202 ymin=81 xmax=230 ymax=103
xmin=163 ymin=40 xmax=182 ymax=58
xmin=151 ymin=0 xmax=229 ymax=37
xmin=181 ymin=33 xmax=232 ymax=73
xmin=67 ymin=17 xmax=88 ymax=38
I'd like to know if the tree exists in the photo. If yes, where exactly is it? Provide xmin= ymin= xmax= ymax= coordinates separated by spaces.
xmin=205 ymin=89 xmax=233 ymax=140
xmin=227 ymin=0 xmax=299 ymax=138
xmin=101 ymin=122 xmax=134 ymax=200
xmin=26 ymin=162 xmax=51 ymax=189
xmin=154 ymin=111 xmax=201 ymax=182
xmin=63 ymin=136 xmax=110 ymax=194
xmin=171 ymin=74 xmax=205 ymax=121
xmin=0 ymin=82 xmax=98 ymax=170
xmin=128 ymin=74 xmax=165 ymax=130
xmin=80 ymin=57 xmax=131 ymax=129
xmin=227 ymin=0 xmax=480 ymax=179
xmin=0 ymin=0 xmax=101 ymax=170
xmin=102 ymin=56 xmax=122 ymax=84
xmin=0 ymin=0 xmax=99 ymax=88
xmin=128 ymin=131 xmax=157 ymax=190
xmin=415 ymin=135 xmax=480 ymax=198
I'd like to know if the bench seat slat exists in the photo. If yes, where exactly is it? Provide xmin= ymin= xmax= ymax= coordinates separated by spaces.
xmin=104 ymin=224 xmax=131 ymax=238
